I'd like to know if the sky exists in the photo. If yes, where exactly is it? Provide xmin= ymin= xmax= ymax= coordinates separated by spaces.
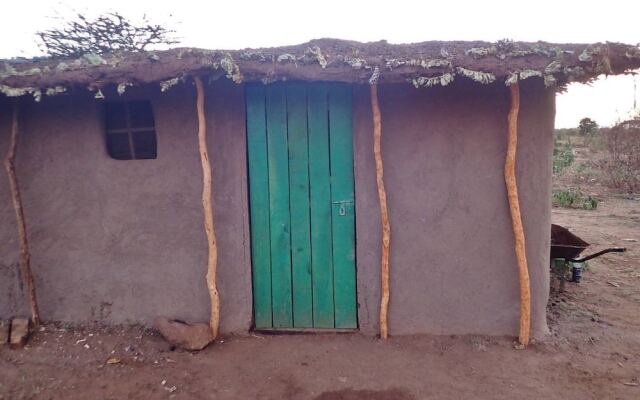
xmin=2 ymin=0 xmax=639 ymax=128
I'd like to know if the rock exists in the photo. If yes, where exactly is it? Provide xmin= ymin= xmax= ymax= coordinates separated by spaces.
xmin=153 ymin=317 xmax=214 ymax=351
xmin=10 ymin=318 xmax=30 ymax=348
xmin=0 ymin=320 xmax=9 ymax=345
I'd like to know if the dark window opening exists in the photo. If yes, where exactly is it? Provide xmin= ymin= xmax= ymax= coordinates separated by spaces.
xmin=105 ymin=100 xmax=157 ymax=160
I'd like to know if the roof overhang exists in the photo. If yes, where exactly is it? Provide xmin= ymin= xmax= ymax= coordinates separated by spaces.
xmin=1 ymin=38 xmax=639 ymax=101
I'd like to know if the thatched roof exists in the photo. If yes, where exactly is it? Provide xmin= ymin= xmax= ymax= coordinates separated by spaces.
xmin=1 ymin=38 xmax=639 ymax=101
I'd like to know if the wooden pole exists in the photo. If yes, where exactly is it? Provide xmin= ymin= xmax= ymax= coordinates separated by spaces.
xmin=371 ymin=84 xmax=391 ymax=339
xmin=505 ymin=82 xmax=531 ymax=346
xmin=194 ymin=76 xmax=220 ymax=339
xmin=4 ymin=100 xmax=41 ymax=326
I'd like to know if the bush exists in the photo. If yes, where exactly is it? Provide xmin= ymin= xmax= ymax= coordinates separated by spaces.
xmin=555 ymin=128 xmax=578 ymax=141
xmin=553 ymin=140 xmax=575 ymax=174
xmin=552 ymin=189 xmax=598 ymax=210
xmin=596 ymin=120 xmax=640 ymax=192
xmin=578 ymin=117 xmax=599 ymax=136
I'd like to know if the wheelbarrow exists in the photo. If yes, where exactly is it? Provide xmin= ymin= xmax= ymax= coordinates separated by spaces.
xmin=550 ymin=224 xmax=626 ymax=283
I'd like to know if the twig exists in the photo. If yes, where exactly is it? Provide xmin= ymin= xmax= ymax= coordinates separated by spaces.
xmin=37 ymin=13 xmax=177 ymax=58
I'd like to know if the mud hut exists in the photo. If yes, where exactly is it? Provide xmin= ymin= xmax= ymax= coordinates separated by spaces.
xmin=1 ymin=39 xmax=639 ymax=340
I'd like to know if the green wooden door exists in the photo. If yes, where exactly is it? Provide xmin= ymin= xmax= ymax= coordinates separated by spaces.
xmin=246 ymin=82 xmax=357 ymax=330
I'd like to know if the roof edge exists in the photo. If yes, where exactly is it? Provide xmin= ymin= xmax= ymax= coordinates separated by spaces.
xmin=1 ymin=38 xmax=639 ymax=100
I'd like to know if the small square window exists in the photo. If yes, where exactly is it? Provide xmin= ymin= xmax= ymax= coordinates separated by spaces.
xmin=105 ymin=101 xmax=157 ymax=160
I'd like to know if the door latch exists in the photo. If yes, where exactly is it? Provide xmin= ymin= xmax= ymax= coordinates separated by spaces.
xmin=332 ymin=199 xmax=354 ymax=216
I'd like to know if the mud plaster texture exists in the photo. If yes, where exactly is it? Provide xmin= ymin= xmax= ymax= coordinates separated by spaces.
xmin=0 ymin=80 xmax=252 ymax=333
xmin=1 ymin=78 xmax=553 ymax=337
xmin=353 ymin=79 xmax=554 ymax=336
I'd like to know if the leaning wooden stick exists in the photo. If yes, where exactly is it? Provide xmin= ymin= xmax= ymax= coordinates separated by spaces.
xmin=194 ymin=76 xmax=220 ymax=339
xmin=371 ymin=84 xmax=391 ymax=339
xmin=4 ymin=100 xmax=41 ymax=326
xmin=505 ymin=82 xmax=531 ymax=346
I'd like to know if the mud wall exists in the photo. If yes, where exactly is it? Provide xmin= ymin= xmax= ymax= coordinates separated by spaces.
xmin=1 ymin=78 xmax=554 ymax=337
xmin=0 ymin=80 xmax=252 ymax=333
xmin=354 ymin=79 xmax=554 ymax=336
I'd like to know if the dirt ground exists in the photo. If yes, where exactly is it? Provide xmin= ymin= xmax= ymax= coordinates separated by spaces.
xmin=1 ymin=195 xmax=639 ymax=399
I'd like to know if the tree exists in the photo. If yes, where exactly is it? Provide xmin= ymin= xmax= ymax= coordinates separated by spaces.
xmin=578 ymin=117 xmax=598 ymax=136
xmin=37 ymin=13 xmax=178 ymax=58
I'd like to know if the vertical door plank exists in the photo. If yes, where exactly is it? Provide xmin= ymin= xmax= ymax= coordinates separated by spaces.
xmin=308 ymin=83 xmax=335 ymax=328
xmin=328 ymin=83 xmax=358 ymax=329
xmin=286 ymin=83 xmax=313 ymax=328
xmin=248 ymin=82 xmax=357 ymax=331
xmin=266 ymin=83 xmax=293 ymax=327
xmin=246 ymin=84 xmax=272 ymax=328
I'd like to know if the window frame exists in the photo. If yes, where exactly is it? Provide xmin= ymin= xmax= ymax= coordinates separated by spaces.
xmin=104 ymin=100 xmax=157 ymax=160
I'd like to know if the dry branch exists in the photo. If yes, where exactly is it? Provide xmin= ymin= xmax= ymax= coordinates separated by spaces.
xmin=3 ymin=100 xmax=41 ymax=325
xmin=37 ymin=13 xmax=177 ymax=58
xmin=371 ymin=84 xmax=391 ymax=339
xmin=194 ymin=76 xmax=219 ymax=339
xmin=504 ymin=83 xmax=531 ymax=346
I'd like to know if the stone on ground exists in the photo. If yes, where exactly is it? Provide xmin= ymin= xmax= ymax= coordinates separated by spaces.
xmin=9 ymin=318 xmax=30 ymax=348
xmin=0 ymin=320 xmax=9 ymax=345
xmin=153 ymin=317 xmax=214 ymax=351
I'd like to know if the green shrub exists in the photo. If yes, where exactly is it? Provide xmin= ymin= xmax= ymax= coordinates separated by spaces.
xmin=553 ymin=141 xmax=575 ymax=174
xmin=575 ymin=162 xmax=587 ymax=173
xmin=552 ymin=189 xmax=598 ymax=210
xmin=554 ymin=128 xmax=578 ymax=141
xmin=578 ymin=117 xmax=599 ymax=136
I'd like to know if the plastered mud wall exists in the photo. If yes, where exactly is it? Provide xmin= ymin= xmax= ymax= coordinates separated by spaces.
xmin=1 ymin=78 xmax=553 ymax=336
xmin=354 ymin=79 xmax=554 ymax=336
xmin=0 ymin=80 xmax=252 ymax=333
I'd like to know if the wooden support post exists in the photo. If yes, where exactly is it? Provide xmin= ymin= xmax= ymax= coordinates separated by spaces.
xmin=505 ymin=83 xmax=531 ymax=346
xmin=194 ymin=76 xmax=220 ymax=339
xmin=371 ymin=84 xmax=391 ymax=339
xmin=4 ymin=100 xmax=41 ymax=326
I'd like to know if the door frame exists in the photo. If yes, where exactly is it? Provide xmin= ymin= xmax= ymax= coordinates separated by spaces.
xmin=245 ymin=81 xmax=358 ymax=332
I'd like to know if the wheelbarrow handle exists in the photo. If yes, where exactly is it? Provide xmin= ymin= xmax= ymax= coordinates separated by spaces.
xmin=571 ymin=247 xmax=627 ymax=263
